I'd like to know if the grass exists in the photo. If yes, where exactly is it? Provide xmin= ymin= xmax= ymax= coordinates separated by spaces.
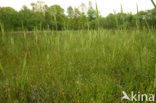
xmin=0 ymin=29 xmax=156 ymax=102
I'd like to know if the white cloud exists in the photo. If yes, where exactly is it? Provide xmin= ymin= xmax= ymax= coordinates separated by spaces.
xmin=0 ymin=0 xmax=155 ymax=16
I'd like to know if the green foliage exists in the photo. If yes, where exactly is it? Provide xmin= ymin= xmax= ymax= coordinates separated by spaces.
xmin=87 ymin=1 xmax=96 ymax=21
xmin=0 ymin=30 xmax=155 ymax=102
xmin=67 ymin=6 xmax=74 ymax=18
xmin=19 ymin=6 xmax=45 ymax=31
xmin=0 ymin=7 xmax=18 ymax=31
xmin=0 ymin=1 xmax=156 ymax=102
xmin=45 ymin=5 xmax=65 ymax=30
xmin=0 ymin=1 xmax=156 ymax=30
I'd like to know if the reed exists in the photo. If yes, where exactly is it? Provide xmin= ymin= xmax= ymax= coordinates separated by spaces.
xmin=21 ymin=55 xmax=28 ymax=90
xmin=0 ymin=63 xmax=4 ymax=75
xmin=0 ymin=23 xmax=5 ymax=40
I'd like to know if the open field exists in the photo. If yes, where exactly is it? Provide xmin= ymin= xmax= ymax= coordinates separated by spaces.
xmin=0 ymin=30 xmax=156 ymax=102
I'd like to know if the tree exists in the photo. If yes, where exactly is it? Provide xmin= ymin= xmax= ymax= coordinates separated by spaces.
xmin=74 ymin=8 xmax=81 ymax=17
xmin=31 ymin=0 xmax=46 ymax=13
xmin=19 ymin=5 xmax=45 ymax=30
xmin=45 ymin=5 xmax=65 ymax=30
xmin=78 ymin=12 xmax=87 ymax=29
xmin=0 ymin=7 xmax=18 ymax=31
xmin=87 ymin=1 xmax=96 ymax=21
xmin=87 ymin=1 xmax=97 ymax=29
xmin=67 ymin=6 xmax=74 ymax=18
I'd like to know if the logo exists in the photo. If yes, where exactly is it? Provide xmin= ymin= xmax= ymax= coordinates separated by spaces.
xmin=122 ymin=91 xmax=155 ymax=102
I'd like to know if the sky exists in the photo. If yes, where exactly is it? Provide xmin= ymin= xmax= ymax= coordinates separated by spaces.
xmin=0 ymin=0 xmax=155 ymax=16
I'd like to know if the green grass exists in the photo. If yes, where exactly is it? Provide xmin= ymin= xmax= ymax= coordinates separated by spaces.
xmin=0 ymin=30 xmax=156 ymax=103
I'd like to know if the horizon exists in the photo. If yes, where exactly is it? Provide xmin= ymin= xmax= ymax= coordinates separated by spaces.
xmin=0 ymin=0 xmax=155 ymax=17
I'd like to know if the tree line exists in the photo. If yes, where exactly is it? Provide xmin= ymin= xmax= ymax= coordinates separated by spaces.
xmin=0 ymin=0 xmax=156 ymax=31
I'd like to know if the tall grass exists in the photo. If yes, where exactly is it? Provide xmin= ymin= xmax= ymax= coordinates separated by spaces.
xmin=95 ymin=1 xmax=99 ymax=30
xmin=21 ymin=55 xmax=28 ymax=89
xmin=136 ymin=4 xmax=140 ymax=30
xmin=0 ymin=23 xmax=5 ymax=41
xmin=0 ymin=63 xmax=4 ymax=76
xmin=113 ymin=10 xmax=119 ymax=29
xmin=0 ymin=23 xmax=4 ymax=35
xmin=154 ymin=34 xmax=156 ymax=89
xmin=0 ymin=29 xmax=155 ymax=102
xmin=0 ymin=2 xmax=155 ymax=102
xmin=34 ymin=26 xmax=38 ymax=42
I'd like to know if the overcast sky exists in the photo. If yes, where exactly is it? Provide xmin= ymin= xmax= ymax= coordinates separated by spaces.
xmin=0 ymin=0 xmax=155 ymax=16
